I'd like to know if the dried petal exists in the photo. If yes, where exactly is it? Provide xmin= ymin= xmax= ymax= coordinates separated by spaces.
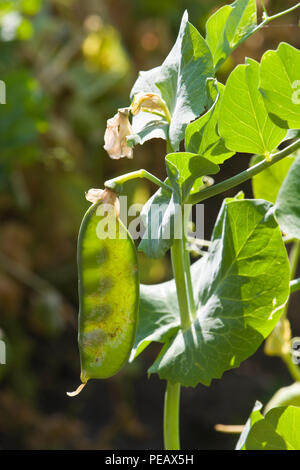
xmin=85 ymin=188 xmax=104 ymax=204
xmin=85 ymin=188 xmax=120 ymax=218
xmin=103 ymin=108 xmax=133 ymax=159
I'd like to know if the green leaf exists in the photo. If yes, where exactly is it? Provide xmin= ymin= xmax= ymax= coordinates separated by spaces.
xmin=130 ymin=11 xmax=214 ymax=150
xmin=206 ymin=0 xmax=257 ymax=70
xmin=218 ymin=58 xmax=286 ymax=156
xmin=264 ymin=383 xmax=300 ymax=414
xmin=260 ymin=42 xmax=300 ymax=130
xmin=138 ymin=185 xmax=179 ymax=259
xmin=165 ymin=152 xmax=219 ymax=202
xmin=185 ymin=80 xmax=235 ymax=164
xmin=239 ymin=405 xmax=300 ymax=450
xmin=250 ymin=153 xmax=295 ymax=203
xmin=274 ymin=152 xmax=300 ymax=240
xmin=127 ymin=114 xmax=169 ymax=148
xmin=149 ymin=199 xmax=290 ymax=387
xmin=130 ymin=280 xmax=180 ymax=361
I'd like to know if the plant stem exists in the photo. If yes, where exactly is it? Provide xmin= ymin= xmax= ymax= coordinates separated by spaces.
xmin=167 ymin=140 xmax=175 ymax=154
xmin=163 ymin=181 xmax=193 ymax=450
xmin=164 ymin=382 xmax=181 ymax=450
xmin=171 ymin=238 xmax=191 ymax=331
xmin=262 ymin=2 xmax=300 ymax=23
xmin=182 ymin=205 xmax=196 ymax=320
xmin=290 ymin=277 xmax=300 ymax=294
xmin=188 ymin=139 xmax=300 ymax=205
xmin=184 ymin=248 xmax=196 ymax=320
xmin=105 ymin=169 xmax=171 ymax=193
xmin=215 ymin=3 xmax=300 ymax=71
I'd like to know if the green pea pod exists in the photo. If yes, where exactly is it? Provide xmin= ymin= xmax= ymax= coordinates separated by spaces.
xmin=68 ymin=190 xmax=139 ymax=396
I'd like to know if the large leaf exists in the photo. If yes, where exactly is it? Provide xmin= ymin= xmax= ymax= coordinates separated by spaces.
xmin=129 ymin=11 xmax=214 ymax=150
xmin=218 ymin=58 xmax=286 ymax=156
xmin=260 ymin=42 xmax=300 ymax=130
xmin=166 ymin=152 xmax=219 ymax=202
xmin=250 ymin=154 xmax=295 ymax=203
xmin=148 ymin=199 xmax=290 ymax=387
xmin=238 ymin=405 xmax=300 ymax=450
xmin=274 ymin=153 xmax=300 ymax=240
xmin=206 ymin=0 xmax=257 ymax=70
xmin=130 ymin=280 xmax=180 ymax=361
xmin=138 ymin=185 xmax=179 ymax=259
xmin=185 ymin=80 xmax=235 ymax=164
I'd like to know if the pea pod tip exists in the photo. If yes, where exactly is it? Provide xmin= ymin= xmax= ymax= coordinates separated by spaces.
xmin=66 ymin=382 xmax=86 ymax=397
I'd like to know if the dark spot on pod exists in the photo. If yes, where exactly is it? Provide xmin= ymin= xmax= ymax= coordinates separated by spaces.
xmin=88 ymin=303 xmax=112 ymax=322
xmin=97 ymin=246 xmax=109 ymax=264
xmin=98 ymin=277 xmax=113 ymax=294
xmin=108 ymin=327 xmax=122 ymax=339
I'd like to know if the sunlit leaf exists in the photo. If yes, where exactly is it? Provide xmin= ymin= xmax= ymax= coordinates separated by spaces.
xmin=260 ymin=42 xmax=300 ymax=130
xmin=148 ymin=199 xmax=290 ymax=386
xmin=219 ymin=58 xmax=286 ymax=156
xmin=206 ymin=0 xmax=257 ymax=70
xmin=130 ymin=11 xmax=214 ymax=150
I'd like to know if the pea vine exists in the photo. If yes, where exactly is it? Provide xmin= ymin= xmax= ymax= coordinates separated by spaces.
xmin=69 ymin=0 xmax=300 ymax=450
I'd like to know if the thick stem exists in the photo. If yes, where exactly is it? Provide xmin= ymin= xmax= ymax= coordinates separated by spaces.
xmin=182 ymin=205 xmax=196 ymax=320
xmin=163 ymin=201 xmax=192 ymax=450
xmin=164 ymin=382 xmax=181 ymax=450
xmin=171 ymin=238 xmax=191 ymax=331
xmin=184 ymin=249 xmax=196 ymax=320
xmin=188 ymin=139 xmax=300 ymax=205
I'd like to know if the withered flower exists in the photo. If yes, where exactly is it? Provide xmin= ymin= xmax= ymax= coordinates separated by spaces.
xmin=103 ymin=107 xmax=133 ymax=159
xmin=130 ymin=92 xmax=171 ymax=122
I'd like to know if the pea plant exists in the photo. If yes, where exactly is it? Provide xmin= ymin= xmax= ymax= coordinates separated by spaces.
xmin=68 ymin=0 xmax=300 ymax=450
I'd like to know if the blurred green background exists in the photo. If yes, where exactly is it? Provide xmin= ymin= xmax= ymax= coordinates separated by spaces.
xmin=0 ymin=0 xmax=299 ymax=450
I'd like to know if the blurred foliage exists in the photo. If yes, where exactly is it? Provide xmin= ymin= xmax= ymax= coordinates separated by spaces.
xmin=0 ymin=0 xmax=299 ymax=450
